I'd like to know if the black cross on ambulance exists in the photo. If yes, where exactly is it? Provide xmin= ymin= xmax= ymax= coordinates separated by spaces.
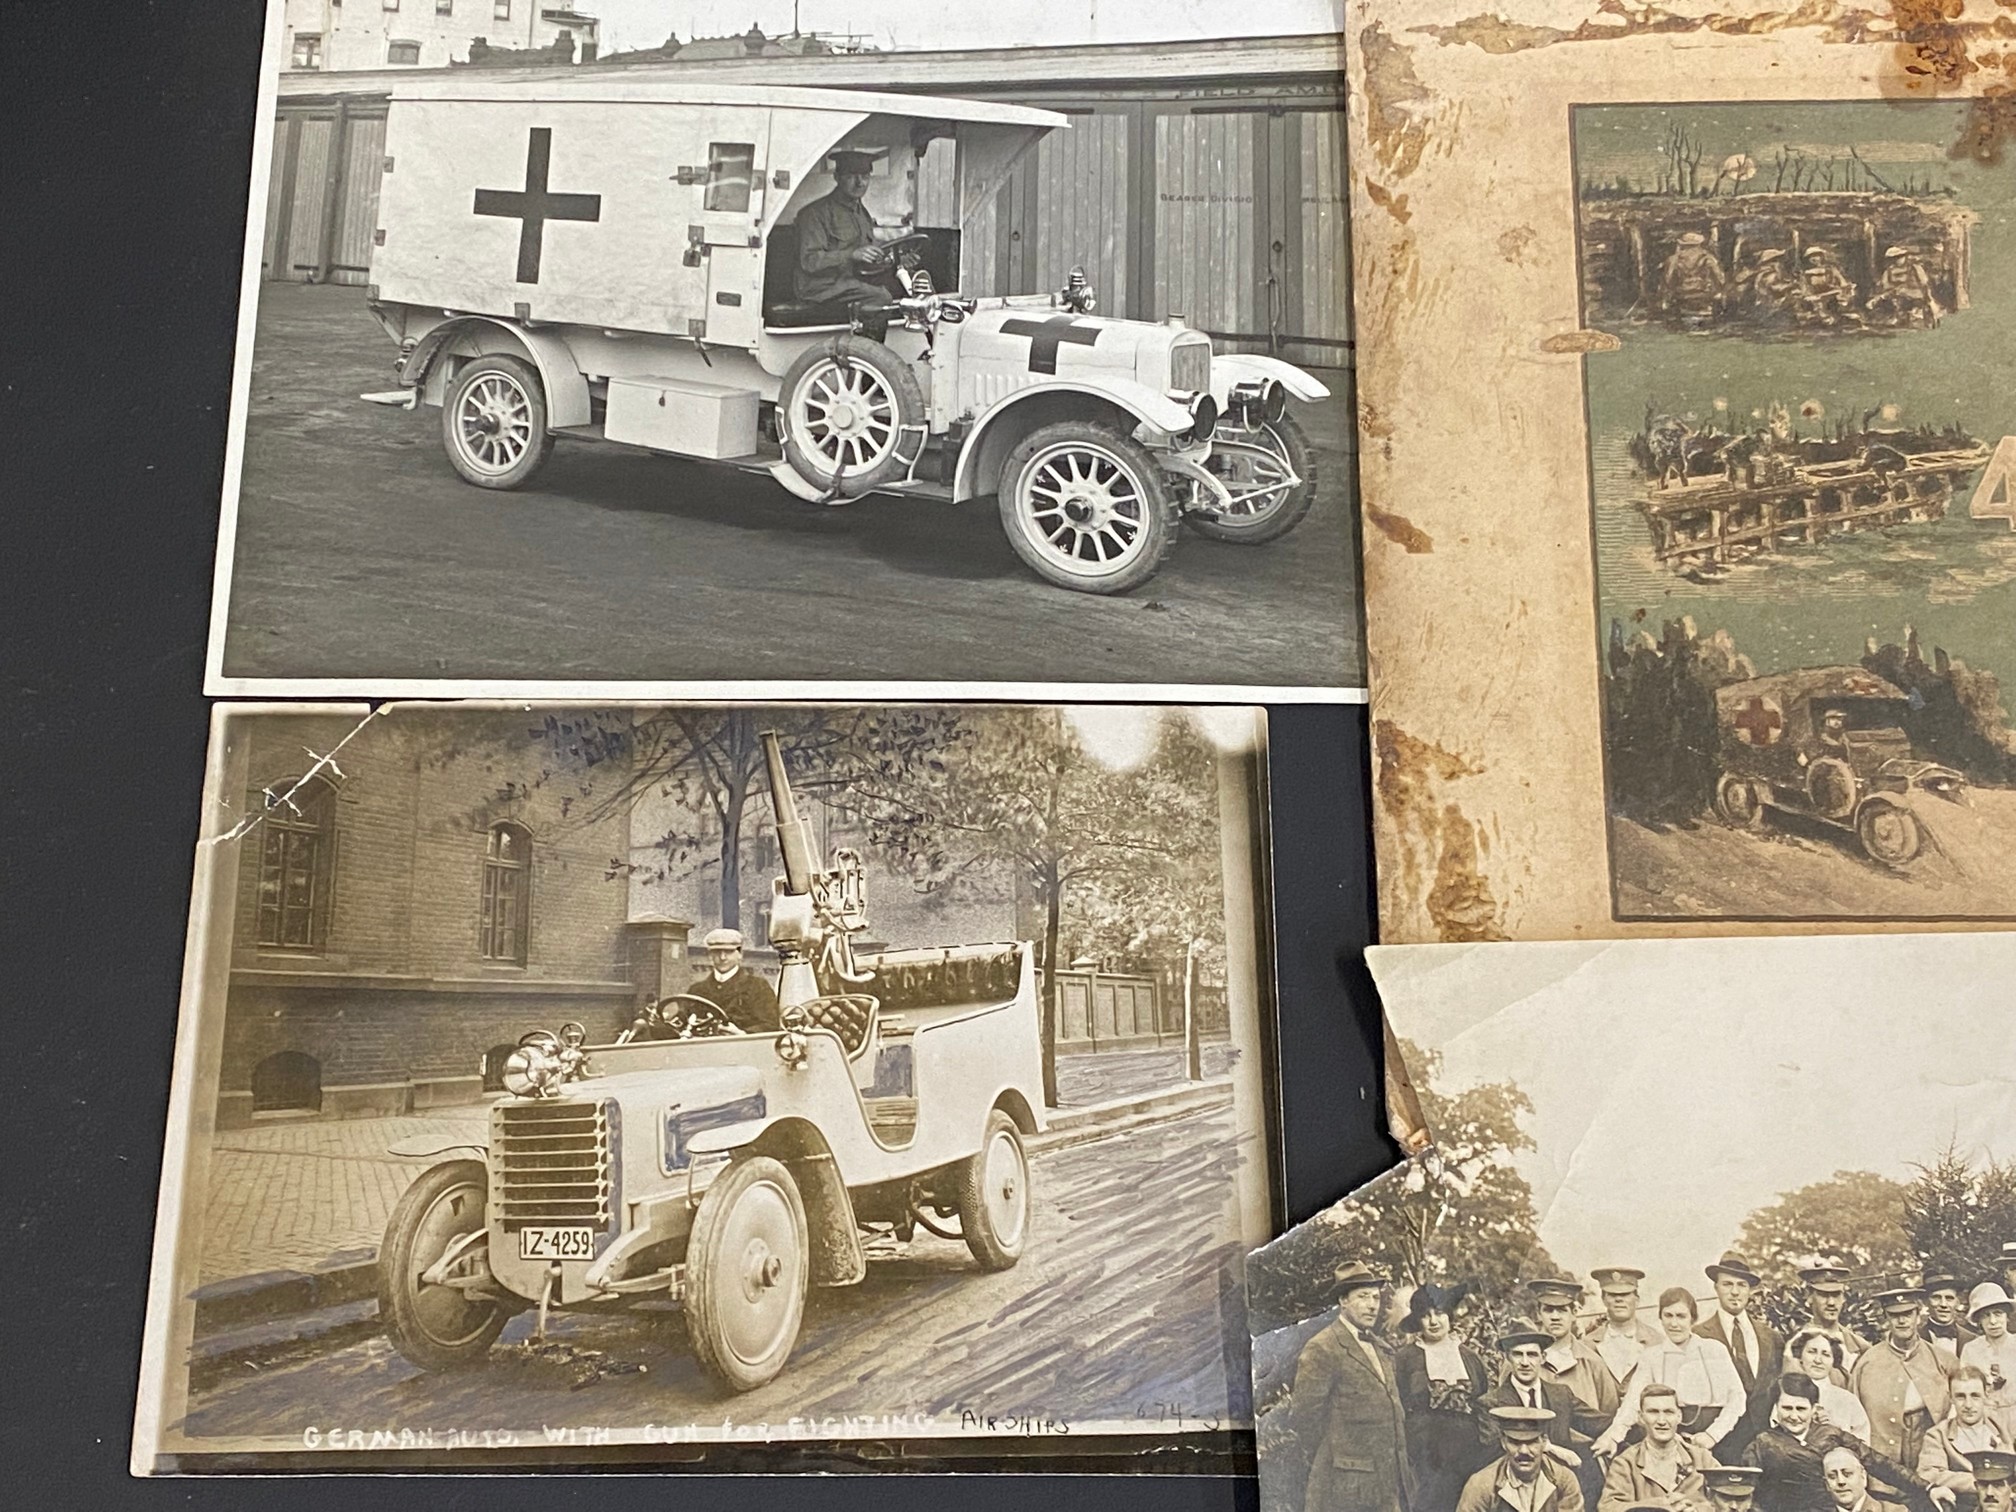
xmin=363 ymin=76 xmax=1330 ymax=593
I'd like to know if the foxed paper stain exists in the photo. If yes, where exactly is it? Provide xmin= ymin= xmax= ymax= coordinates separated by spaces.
xmin=1373 ymin=721 xmax=1510 ymax=943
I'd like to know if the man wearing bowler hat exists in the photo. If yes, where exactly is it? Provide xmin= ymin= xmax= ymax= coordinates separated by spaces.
xmin=1291 ymin=1260 xmax=1413 ymax=1512
xmin=1458 ymin=1406 xmax=1586 ymax=1512
xmin=1487 ymin=1319 xmax=1587 ymax=1459
xmin=683 ymin=927 xmax=781 ymax=1034
xmin=1701 ymin=1252 xmax=1785 ymax=1397
xmin=1853 ymin=1289 xmax=1961 ymax=1465
xmin=795 ymin=149 xmax=904 ymax=308
xmin=1586 ymin=1267 xmax=1664 ymax=1388
xmin=1802 ymin=1264 xmax=1871 ymax=1381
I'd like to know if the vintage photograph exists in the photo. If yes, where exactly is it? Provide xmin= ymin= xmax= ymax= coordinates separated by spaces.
xmin=204 ymin=0 xmax=1361 ymax=696
xmin=1578 ymin=101 xmax=2015 ymax=922
xmin=133 ymin=700 xmax=1276 ymax=1467
xmin=1250 ymin=932 xmax=2016 ymax=1512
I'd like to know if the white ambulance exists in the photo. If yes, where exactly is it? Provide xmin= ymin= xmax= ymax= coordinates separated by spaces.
xmin=367 ymin=76 xmax=1331 ymax=593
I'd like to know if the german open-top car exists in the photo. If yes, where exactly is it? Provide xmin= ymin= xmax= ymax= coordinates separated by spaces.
xmin=362 ymin=77 xmax=1330 ymax=593
xmin=378 ymin=734 xmax=1043 ymax=1392
xmin=1711 ymin=666 xmax=1968 ymax=867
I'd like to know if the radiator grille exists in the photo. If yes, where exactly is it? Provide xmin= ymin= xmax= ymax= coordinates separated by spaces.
xmin=490 ymin=1099 xmax=611 ymax=1229
xmin=1170 ymin=341 xmax=1211 ymax=396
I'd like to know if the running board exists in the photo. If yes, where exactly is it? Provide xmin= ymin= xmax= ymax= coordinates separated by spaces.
xmin=359 ymin=389 xmax=418 ymax=409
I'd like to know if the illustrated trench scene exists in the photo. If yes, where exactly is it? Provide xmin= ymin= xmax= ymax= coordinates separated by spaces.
xmin=152 ymin=703 xmax=1272 ymax=1453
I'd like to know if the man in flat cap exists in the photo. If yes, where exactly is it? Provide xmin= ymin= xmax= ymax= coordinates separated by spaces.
xmin=795 ymin=149 xmax=904 ymax=308
xmin=1745 ymin=1372 xmax=1943 ymax=1512
xmin=1291 ymin=1260 xmax=1413 ymax=1512
xmin=1923 ymin=1276 xmax=1981 ymax=1359
xmin=683 ymin=927 xmax=781 ymax=1033
xmin=1585 ymin=1267 xmax=1664 ymax=1389
xmin=1968 ymin=1448 xmax=2016 ymax=1512
xmin=1852 ymin=1290 xmax=1960 ymax=1465
xmin=1801 ymin=1264 xmax=1871 ymax=1381
xmin=1700 ymin=1253 xmax=1785 ymax=1398
xmin=1458 ymin=1406 xmax=1586 ymax=1512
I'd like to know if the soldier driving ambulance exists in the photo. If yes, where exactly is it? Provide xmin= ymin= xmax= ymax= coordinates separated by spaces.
xmin=795 ymin=149 xmax=904 ymax=308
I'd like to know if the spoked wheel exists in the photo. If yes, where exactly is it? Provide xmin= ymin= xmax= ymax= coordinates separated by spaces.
xmin=779 ymin=336 xmax=924 ymax=498
xmin=1188 ymin=413 xmax=1319 ymax=543
xmin=442 ymin=354 xmax=552 ymax=490
xmin=1713 ymin=772 xmax=1768 ymax=830
xmin=1856 ymin=798 xmax=1925 ymax=868
xmin=684 ymin=1156 xmax=809 ymax=1393
xmin=377 ymin=1159 xmax=509 ymax=1371
xmin=952 ymin=1110 xmax=1030 ymax=1271
xmin=998 ymin=421 xmax=1177 ymax=594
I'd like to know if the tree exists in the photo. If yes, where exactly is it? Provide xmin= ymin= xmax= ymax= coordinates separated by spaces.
xmin=1734 ymin=1170 xmax=1916 ymax=1286
xmin=1903 ymin=1141 xmax=2016 ymax=1286
xmin=1245 ymin=1040 xmax=1555 ymax=1336
xmin=834 ymin=707 xmax=1214 ymax=1107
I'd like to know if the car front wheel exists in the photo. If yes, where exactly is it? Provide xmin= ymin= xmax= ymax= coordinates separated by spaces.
xmin=1856 ymin=797 xmax=1925 ymax=868
xmin=997 ymin=421 xmax=1177 ymax=594
xmin=377 ymin=1159 xmax=509 ymax=1371
xmin=684 ymin=1155 xmax=809 ymax=1393
xmin=1188 ymin=413 xmax=1319 ymax=543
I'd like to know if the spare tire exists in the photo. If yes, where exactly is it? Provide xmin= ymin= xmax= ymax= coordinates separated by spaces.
xmin=778 ymin=335 xmax=926 ymax=498
xmin=1806 ymin=757 xmax=1859 ymax=821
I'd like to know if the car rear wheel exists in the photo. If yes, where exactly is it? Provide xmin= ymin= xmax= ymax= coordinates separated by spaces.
xmin=998 ymin=421 xmax=1177 ymax=594
xmin=1856 ymin=798 xmax=1924 ymax=868
xmin=684 ymin=1156 xmax=808 ymax=1393
xmin=1713 ymin=773 xmax=1768 ymax=830
xmin=442 ymin=354 xmax=552 ymax=490
xmin=953 ymin=1110 xmax=1030 ymax=1271
xmin=378 ymin=1159 xmax=509 ymax=1371
xmin=1188 ymin=413 xmax=1319 ymax=543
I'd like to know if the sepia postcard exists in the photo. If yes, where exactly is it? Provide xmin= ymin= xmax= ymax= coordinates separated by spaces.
xmin=1252 ymin=931 xmax=2016 ymax=1512
xmin=202 ymin=0 xmax=1364 ymax=701
xmin=133 ymin=699 xmax=1276 ymax=1469
xmin=1345 ymin=0 xmax=2015 ymax=938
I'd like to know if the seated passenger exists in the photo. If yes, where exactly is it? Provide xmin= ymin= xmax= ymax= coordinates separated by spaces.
xmin=795 ymin=150 xmax=904 ymax=309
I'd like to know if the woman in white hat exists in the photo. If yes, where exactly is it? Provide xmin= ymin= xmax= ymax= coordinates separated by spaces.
xmin=1963 ymin=1283 xmax=2016 ymax=1439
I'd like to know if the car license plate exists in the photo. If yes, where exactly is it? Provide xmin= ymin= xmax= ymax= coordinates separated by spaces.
xmin=517 ymin=1226 xmax=596 ymax=1261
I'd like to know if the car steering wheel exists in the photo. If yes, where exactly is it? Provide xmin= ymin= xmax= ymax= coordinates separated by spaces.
xmin=657 ymin=993 xmax=743 ymax=1039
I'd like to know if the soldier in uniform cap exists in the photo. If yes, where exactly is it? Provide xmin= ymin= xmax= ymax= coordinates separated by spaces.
xmin=682 ymin=927 xmax=781 ymax=1033
xmin=1702 ymin=1465 xmax=1766 ymax=1510
xmin=1800 ymin=1264 xmax=1872 ymax=1380
xmin=1585 ymin=1267 xmax=1665 ymax=1389
xmin=1967 ymin=1448 xmax=2016 ymax=1512
xmin=1458 ymin=1406 xmax=1586 ymax=1512
xmin=1922 ymin=1275 xmax=1980 ymax=1358
xmin=1851 ymin=1290 xmax=1960 ymax=1466
xmin=1289 ymin=1260 xmax=1413 ymax=1512
xmin=1526 ymin=1275 xmax=1620 ymax=1504
xmin=795 ymin=149 xmax=906 ymax=308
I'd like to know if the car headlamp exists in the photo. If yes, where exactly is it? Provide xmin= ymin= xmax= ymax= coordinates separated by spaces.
xmin=1262 ymin=381 xmax=1287 ymax=424
xmin=1188 ymin=392 xmax=1219 ymax=443
xmin=503 ymin=1030 xmax=565 ymax=1097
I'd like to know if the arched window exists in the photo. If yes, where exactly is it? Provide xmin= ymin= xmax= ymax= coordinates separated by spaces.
xmin=256 ymin=777 xmax=335 ymax=950
xmin=480 ymin=822 xmax=531 ymax=963
xmin=252 ymin=1051 xmax=322 ymax=1113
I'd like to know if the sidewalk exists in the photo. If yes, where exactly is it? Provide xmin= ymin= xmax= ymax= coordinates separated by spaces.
xmin=192 ymin=1040 xmax=1237 ymax=1317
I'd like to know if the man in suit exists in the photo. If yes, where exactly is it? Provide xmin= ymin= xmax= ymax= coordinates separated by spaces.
xmin=1459 ymin=1406 xmax=1586 ymax=1512
xmin=1924 ymin=1277 xmax=1982 ymax=1360
xmin=1487 ymin=1319 xmax=1588 ymax=1464
xmin=1854 ymin=1290 xmax=1962 ymax=1467
xmin=1702 ymin=1253 xmax=1786 ymax=1397
xmin=682 ymin=928 xmax=781 ymax=1034
xmin=1291 ymin=1260 xmax=1413 ymax=1512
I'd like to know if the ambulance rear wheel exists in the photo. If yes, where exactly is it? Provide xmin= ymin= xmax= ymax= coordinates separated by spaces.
xmin=998 ymin=421 xmax=1177 ymax=594
xmin=780 ymin=336 xmax=924 ymax=498
xmin=1713 ymin=773 xmax=1768 ymax=830
xmin=443 ymin=354 xmax=551 ymax=490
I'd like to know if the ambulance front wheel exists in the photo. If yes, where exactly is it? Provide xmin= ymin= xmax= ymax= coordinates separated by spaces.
xmin=442 ymin=354 xmax=553 ymax=490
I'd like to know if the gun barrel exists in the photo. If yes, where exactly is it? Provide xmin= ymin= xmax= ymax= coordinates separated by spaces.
xmin=761 ymin=730 xmax=817 ymax=896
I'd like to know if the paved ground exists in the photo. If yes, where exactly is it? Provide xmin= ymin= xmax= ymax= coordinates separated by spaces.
xmin=197 ymin=1041 xmax=1238 ymax=1289
xmin=179 ymin=1101 xmax=1258 ymax=1445
xmin=217 ymin=283 xmax=1362 ymax=688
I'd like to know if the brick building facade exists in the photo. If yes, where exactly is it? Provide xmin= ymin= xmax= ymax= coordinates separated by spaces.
xmin=216 ymin=708 xmax=640 ymax=1126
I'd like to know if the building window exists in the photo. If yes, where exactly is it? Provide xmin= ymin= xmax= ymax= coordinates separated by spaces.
xmin=256 ymin=777 xmax=334 ymax=950
xmin=705 ymin=142 xmax=757 ymax=213
xmin=480 ymin=823 xmax=531 ymax=963
xmin=252 ymin=1051 xmax=323 ymax=1113
xmin=494 ymin=0 xmax=511 ymax=18
xmin=387 ymin=39 xmax=421 ymax=64
xmin=290 ymin=32 xmax=322 ymax=69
